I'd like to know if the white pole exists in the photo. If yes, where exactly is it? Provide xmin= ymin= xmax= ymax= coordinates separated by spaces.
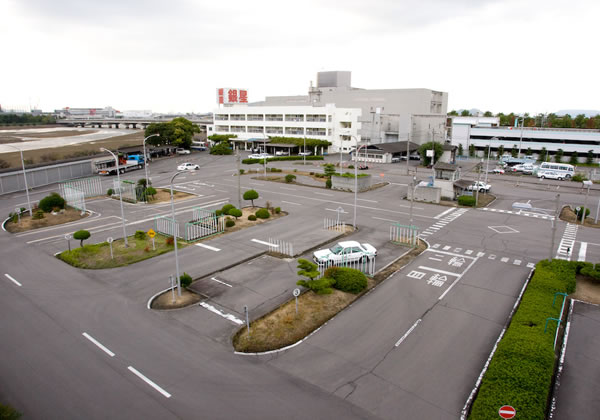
xmin=170 ymin=171 xmax=186 ymax=297
xmin=143 ymin=133 xmax=160 ymax=189
xmin=6 ymin=145 xmax=32 ymax=217
xmin=303 ymin=136 xmax=306 ymax=166
xmin=484 ymin=138 xmax=491 ymax=186
xmin=518 ymin=117 xmax=524 ymax=158
xmin=101 ymin=148 xmax=128 ymax=247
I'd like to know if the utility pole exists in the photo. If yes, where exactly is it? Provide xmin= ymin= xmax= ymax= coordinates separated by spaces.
xmin=406 ymin=132 xmax=411 ymax=175
xmin=475 ymin=160 xmax=483 ymax=207
xmin=517 ymin=117 xmax=524 ymax=158
xmin=236 ymin=145 xmax=241 ymax=209
xmin=550 ymin=194 xmax=560 ymax=260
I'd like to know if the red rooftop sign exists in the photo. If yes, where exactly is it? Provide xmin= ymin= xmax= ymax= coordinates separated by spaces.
xmin=217 ymin=88 xmax=248 ymax=105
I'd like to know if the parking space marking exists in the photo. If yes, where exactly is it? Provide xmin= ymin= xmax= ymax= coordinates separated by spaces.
xmin=127 ymin=366 xmax=171 ymax=399
xmin=4 ymin=273 xmax=22 ymax=287
xmin=82 ymin=332 xmax=115 ymax=357
xmin=513 ymin=260 xmax=522 ymax=265
xmin=395 ymin=319 xmax=422 ymax=347
xmin=195 ymin=243 xmax=221 ymax=252
xmin=210 ymin=277 xmax=232 ymax=287
xmin=199 ymin=302 xmax=244 ymax=325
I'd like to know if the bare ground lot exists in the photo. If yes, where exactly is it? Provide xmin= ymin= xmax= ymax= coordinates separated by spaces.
xmin=5 ymin=207 xmax=89 ymax=233
xmin=0 ymin=131 xmax=144 ymax=168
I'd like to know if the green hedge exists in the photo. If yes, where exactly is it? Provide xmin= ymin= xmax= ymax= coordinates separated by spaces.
xmin=468 ymin=260 xmax=577 ymax=420
xmin=332 ymin=172 xmax=369 ymax=178
xmin=325 ymin=267 xmax=368 ymax=294
xmin=458 ymin=195 xmax=476 ymax=207
xmin=242 ymin=156 xmax=324 ymax=164
xmin=255 ymin=208 xmax=270 ymax=219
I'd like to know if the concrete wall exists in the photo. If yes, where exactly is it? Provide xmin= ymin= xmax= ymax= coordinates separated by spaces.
xmin=331 ymin=174 xmax=371 ymax=192
xmin=407 ymin=185 xmax=441 ymax=203
xmin=0 ymin=160 xmax=94 ymax=195
xmin=433 ymin=179 xmax=456 ymax=200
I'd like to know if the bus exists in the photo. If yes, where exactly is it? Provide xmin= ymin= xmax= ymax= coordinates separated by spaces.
xmin=537 ymin=162 xmax=575 ymax=179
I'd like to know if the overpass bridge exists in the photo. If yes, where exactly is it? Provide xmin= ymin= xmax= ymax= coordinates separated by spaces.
xmin=56 ymin=117 xmax=213 ymax=130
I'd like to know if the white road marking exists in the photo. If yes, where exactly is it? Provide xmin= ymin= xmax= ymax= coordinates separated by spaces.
xmin=82 ymin=332 xmax=115 ymax=357
xmin=527 ymin=262 xmax=535 ymax=268
xmin=127 ymin=366 xmax=171 ymax=398
xmin=249 ymin=182 xmax=265 ymax=186
xmin=417 ymin=266 xmax=460 ymax=277
xmin=199 ymin=302 xmax=244 ymax=325
xmin=501 ymin=257 xmax=509 ymax=262
xmin=443 ymin=246 xmax=451 ymax=250
xmin=357 ymin=198 xmax=378 ymax=203
xmin=514 ymin=260 xmax=522 ymax=265
xmin=251 ymin=238 xmax=277 ymax=246
xmin=428 ymin=257 xmax=443 ymax=262
xmin=477 ymin=252 xmax=485 ymax=257
xmin=195 ymin=243 xmax=221 ymax=252
xmin=488 ymin=255 xmax=496 ymax=260
xmin=578 ymin=242 xmax=588 ymax=261
xmin=438 ymin=256 xmax=479 ymax=300
xmin=407 ymin=271 xmax=426 ymax=279
xmin=279 ymin=187 xmax=297 ymax=191
xmin=373 ymin=216 xmax=398 ymax=223
xmin=281 ymin=200 xmax=301 ymax=206
xmin=434 ymin=208 xmax=455 ymax=219
xmin=465 ymin=250 xmax=473 ymax=255
xmin=314 ymin=192 xmax=333 ymax=196
xmin=15 ymin=215 xmax=119 ymax=237
xmin=4 ymin=273 xmax=22 ymax=287
xmin=210 ymin=277 xmax=232 ymax=287
xmin=431 ymin=244 xmax=440 ymax=249
xmin=395 ymin=319 xmax=422 ymax=347
xmin=327 ymin=208 xmax=349 ymax=213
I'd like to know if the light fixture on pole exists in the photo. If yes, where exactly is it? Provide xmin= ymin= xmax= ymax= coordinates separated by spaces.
xmin=143 ymin=133 xmax=160 ymax=188
xmin=353 ymin=143 xmax=367 ymax=229
xmin=170 ymin=170 xmax=186 ymax=297
xmin=100 ymin=147 xmax=128 ymax=247
xmin=5 ymin=144 xmax=32 ymax=217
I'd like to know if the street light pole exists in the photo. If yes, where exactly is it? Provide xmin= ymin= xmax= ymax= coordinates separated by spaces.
xmin=353 ymin=143 xmax=366 ymax=229
xmin=409 ymin=175 xmax=417 ymax=225
xmin=143 ymin=133 xmax=160 ymax=188
xmin=517 ymin=117 xmax=524 ymax=158
xmin=170 ymin=171 xmax=186 ymax=297
xmin=303 ymin=135 xmax=306 ymax=166
xmin=484 ymin=138 xmax=492 ymax=186
xmin=6 ymin=144 xmax=32 ymax=217
xmin=100 ymin=148 xmax=128 ymax=247
xmin=550 ymin=194 xmax=560 ymax=260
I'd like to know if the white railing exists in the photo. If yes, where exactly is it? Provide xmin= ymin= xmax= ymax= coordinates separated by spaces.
xmin=61 ymin=185 xmax=86 ymax=212
xmin=268 ymin=238 xmax=294 ymax=257
xmin=390 ymin=224 xmax=419 ymax=247
xmin=155 ymin=216 xmax=180 ymax=238
xmin=186 ymin=216 xmax=224 ymax=241
xmin=324 ymin=218 xmax=346 ymax=232
xmin=316 ymin=253 xmax=376 ymax=278
xmin=60 ymin=176 xmax=102 ymax=198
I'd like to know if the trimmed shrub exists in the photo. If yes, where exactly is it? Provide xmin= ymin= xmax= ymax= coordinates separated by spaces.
xmin=572 ymin=173 xmax=587 ymax=182
xmin=325 ymin=179 xmax=332 ymax=189
xmin=285 ymin=174 xmax=296 ymax=183
xmin=39 ymin=192 xmax=66 ymax=212
xmin=33 ymin=209 xmax=44 ymax=219
xmin=296 ymin=277 xmax=335 ymax=295
xmin=243 ymin=189 xmax=259 ymax=206
xmin=274 ymin=207 xmax=281 ymax=214
xmin=242 ymin=156 xmax=324 ymax=165
xmin=180 ymin=272 xmax=192 ymax=288
xmin=580 ymin=263 xmax=600 ymax=283
xmin=145 ymin=186 xmax=157 ymax=200
xmin=574 ymin=206 xmax=590 ymax=219
xmin=137 ymin=178 xmax=147 ymax=188
xmin=255 ymin=208 xmax=270 ymax=219
xmin=228 ymin=208 xmax=242 ymax=219
xmin=222 ymin=204 xmax=235 ymax=214
xmin=458 ymin=195 xmax=476 ymax=207
xmin=239 ymin=169 xmax=245 ymax=175
xmin=134 ymin=230 xmax=146 ymax=240
xmin=225 ymin=219 xmax=235 ymax=228
xmin=73 ymin=229 xmax=91 ymax=247
xmin=107 ymin=188 xmax=114 ymax=196
xmin=327 ymin=267 xmax=367 ymax=294
xmin=248 ymin=214 xmax=257 ymax=221
xmin=215 ymin=209 xmax=223 ymax=216
xmin=348 ymin=165 xmax=354 ymax=169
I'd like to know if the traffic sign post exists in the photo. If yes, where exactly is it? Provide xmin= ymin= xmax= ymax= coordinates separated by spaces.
xmin=293 ymin=288 xmax=300 ymax=315
xmin=148 ymin=229 xmax=156 ymax=250
xmin=498 ymin=405 xmax=516 ymax=419
xmin=244 ymin=305 xmax=250 ymax=336
xmin=64 ymin=233 xmax=72 ymax=252
xmin=15 ymin=207 xmax=20 ymax=224
xmin=107 ymin=237 xmax=114 ymax=259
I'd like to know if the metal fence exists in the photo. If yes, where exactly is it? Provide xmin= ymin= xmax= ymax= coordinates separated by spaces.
xmin=390 ymin=223 xmax=419 ymax=247
xmin=185 ymin=210 xmax=224 ymax=242
xmin=155 ymin=216 xmax=180 ymax=238
xmin=316 ymin=252 xmax=376 ymax=279
xmin=59 ymin=176 xmax=103 ymax=198
xmin=324 ymin=217 xmax=347 ymax=232
xmin=268 ymin=238 xmax=294 ymax=257
xmin=113 ymin=179 xmax=137 ymax=203
xmin=61 ymin=185 xmax=86 ymax=212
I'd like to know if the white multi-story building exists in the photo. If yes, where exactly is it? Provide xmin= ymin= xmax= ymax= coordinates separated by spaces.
xmin=450 ymin=116 xmax=600 ymax=162
xmin=211 ymin=104 xmax=361 ymax=153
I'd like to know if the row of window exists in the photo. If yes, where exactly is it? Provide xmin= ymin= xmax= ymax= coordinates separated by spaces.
xmin=215 ymin=126 xmax=330 ymax=136
xmin=215 ymin=114 xmax=332 ymax=122
xmin=471 ymin=135 xmax=600 ymax=146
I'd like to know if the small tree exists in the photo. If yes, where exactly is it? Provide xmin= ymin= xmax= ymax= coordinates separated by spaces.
xmin=555 ymin=148 xmax=564 ymax=163
xmin=586 ymin=150 xmax=594 ymax=165
xmin=285 ymin=174 xmax=296 ymax=183
xmin=145 ymin=187 xmax=157 ymax=200
xmin=497 ymin=145 xmax=505 ymax=157
xmin=538 ymin=147 xmax=548 ymax=162
xmin=323 ymin=163 xmax=336 ymax=177
xmin=526 ymin=147 xmax=533 ymax=157
xmin=243 ymin=189 xmax=259 ymax=207
xmin=137 ymin=178 xmax=147 ymax=188
xmin=511 ymin=145 xmax=518 ymax=158
xmin=418 ymin=142 xmax=444 ymax=166
xmin=228 ymin=208 xmax=242 ymax=219
xmin=569 ymin=153 xmax=579 ymax=165
xmin=297 ymin=259 xmax=319 ymax=281
xmin=457 ymin=144 xmax=464 ymax=156
xmin=210 ymin=141 xmax=233 ymax=155
xmin=180 ymin=272 xmax=192 ymax=288
xmin=73 ymin=230 xmax=91 ymax=247
xmin=39 ymin=192 xmax=66 ymax=212
xmin=469 ymin=144 xmax=475 ymax=157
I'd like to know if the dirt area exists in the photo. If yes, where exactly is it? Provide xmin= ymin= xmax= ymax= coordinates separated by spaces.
xmin=560 ymin=205 xmax=600 ymax=228
xmin=0 ymin=131 xmax=144 ymax=168
xmin=571 ymin=274 xmax=600 ymax=304
xmin=222 ymin=206 xmax=286 ymax=233
xmin=0 ymin=130 xmax=98 ymax=142
xmin=151 ymin=288 xmax=202 ymax=310
xmin=145 ymin=188 xmax=196 ymax=204
xmin=5 ymin=207 xmax=88 ymax=233
xmin=233 ymin=239 xmax=426 ymax=353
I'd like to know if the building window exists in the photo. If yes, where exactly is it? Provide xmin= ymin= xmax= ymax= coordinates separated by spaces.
xmin=285 ymin=127 xmax=304 ymax=135
xmin=216 ymin=125 xmax=230 ymax=131
xmin=285 ymin=114 xmax=304 ymax=122
xmin=306 ymin=128 xmax=326 ymax=136
xmin=230 ymin=126 xmax=246 ymax=133
xmin=247 ymin=114 xmax=264 ymax=121
xmin=340 ymin=122 xmax=352 ymax=129
xmin=215 ymin=114 xmax=229 ymax=121
xmin=306 ymin=114 xmax=327 ymax=122
xmin=328 ymin=116 xmax=332 ymax=122
xmin=247 ymin=126 xmax=265 ymax=133
xmin=230 ymin=114 xmax=246 ymax=121
xmin=265 ymin=114 xmax=283 ymax=121
xmin=265 ymin=126 xmax=283 ymax=134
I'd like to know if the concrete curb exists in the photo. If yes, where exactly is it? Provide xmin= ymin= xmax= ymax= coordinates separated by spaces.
xmin=460 ymin=267 xmax=535 ymax=419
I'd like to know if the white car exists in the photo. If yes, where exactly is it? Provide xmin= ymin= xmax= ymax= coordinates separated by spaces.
xmin=492 ymin=167 xmax=505 ymax=174
xmin=176 ymin=148 xmax=191 ymax=155
xmin=177 ymin=162 xmax=199 ymax=171
xmin=275 ymin=151 xmax=290 ymax=156
xmin=538 ymin=170 xmax=564 ymax=180
xmin=467 ymin=181 xmax=491 ymax=192
xmin=248 ymin=153 xmax=273 ymax=159
xmin=298 ymin=151 xmax=312 ymax=156
xmin=313 ymin=240 xmax=377 ymax=265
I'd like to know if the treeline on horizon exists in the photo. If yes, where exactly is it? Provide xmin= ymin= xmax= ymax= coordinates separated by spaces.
xmin=448 ymin=109 xmax=600 ymax=129
xmin=0 ymin=113 xmax=56 ymax=125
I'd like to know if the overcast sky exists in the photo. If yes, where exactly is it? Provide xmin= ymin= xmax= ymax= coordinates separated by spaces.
xmin=1 ymin=0 xmax=598 ymax=115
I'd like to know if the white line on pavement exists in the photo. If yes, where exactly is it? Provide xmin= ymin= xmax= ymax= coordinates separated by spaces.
xmin=314 ymin=192 xmax=333 ymax=196
xmin=279 ymin=187 xmax=297 ymax=191
xmin=326 ymin=208 xmax=349 ymax=213
xmin=127 ymin=366 xmax=171 ymax=398
xmin=251 ymin=238 xmax=277 ymax=246
xmin=578 ymin=242 xmax=588 ymax=261
xmin=417 ymin=266 xmax=460 ymax=277
xmin=434 ymin=208 xmax=455 ymax=219
xmin=4 ymin=273 xmax=22 ymax=287
xmin=357 ymin=198 xmax=378 ymax=203
xmin=281 ymin=200 xmax=301 ymax=206
xmin=395 ymin=319 xmax=422 ymax=347
xmin=428 ymin=257 xmax=443 ymax=262
xmin=438 ymin=256 xmax=480 ymax=301
xmin=210 ymin=277 xmax=233 ymax=287
xmin=199 ymin=302 xmax=244 ymax=325
xmin=372 ymin=216 xmax=398 ymax=223
xmin=425 ymin=248 xmax=476 ymax=260
xmin=195 ymin=243 xmax=221 ymax=252
xmin=82 ymin=332 xmax=115 ymax=357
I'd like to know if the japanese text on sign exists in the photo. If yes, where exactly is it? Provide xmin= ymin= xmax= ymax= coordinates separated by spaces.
xmin=217 ymin=88 xmax=249 ymax=104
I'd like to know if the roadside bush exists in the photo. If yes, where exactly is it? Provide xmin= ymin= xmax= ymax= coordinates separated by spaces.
xmin=285 ymin=174 xmax=296 ymax=183
xmin=38 ymin=192 xmax=66 ymax=212
xmin=327 ymin=267 xmax=367 ymax=294
xmin=137 ymin=178 xmax=147 ymax=188
xmin=297 ymin=277 xmax=335 ymax=295
xmin=574 ymin=206 xmax=590 ymax=219
xmin=323 ymin=163 xmax=336 ymax=177
xmin=580 ymin=264 xmax=600 ymax=283
xmin=166 ymin=236 xmax=174 ymax=246
xmin=33 ymin=209 xmax=44 ymax=219
xmin=134 ymin=230 xmax=146 ymax=240
xmin=222 ymin=204 xmax=235 ymax=214
xmin=73 ymin=229 xmax=91 ymax=247
xmin=180 ymin=272 xmax=192 ymax=288
xmin=210 ymin=141 xmax=233 ymax=155
xmin=239 ymin=169 xmax=245 ymax=175
xmin=145 ymin=187 xmax=157 ymax=200
xmin=274 ymin=207 xmax=281 ymax=214
xmin=107 ymin=188 xmax=114 ymax=196
xmin=0 ymin=403 xmax=21 ymax=419
xmin=215 ymin=209 xmax=223 ymax=216
xmin=469 ymin=260 xmax=577 ymax=419
xmin=228 ymin=208 xmax=242 ymax=219
xmin=325 ymin=179 xmax=332 ymax=189
xmin=348 ymin=165 xmax=354 ymax=169
xmin=255 ymin=208 xmax=270 ymax=219
xmin=571 ymin=173 xmax=587 ymax=182
xmin=248 ymin=214 xmax=257 ymax=221
xmin=226 ymin=219 xmax=235 ymax=228
xmin=458 ymin=195 xmax=476 ymax=207
xmin=309 ymin=172 xmax=314 ymax=175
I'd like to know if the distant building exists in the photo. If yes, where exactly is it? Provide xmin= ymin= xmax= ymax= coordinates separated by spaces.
xmin=56 ymin=106 xmax=117 ymax=119
xmin=450 ymin=116 xmax=600 ymax=162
